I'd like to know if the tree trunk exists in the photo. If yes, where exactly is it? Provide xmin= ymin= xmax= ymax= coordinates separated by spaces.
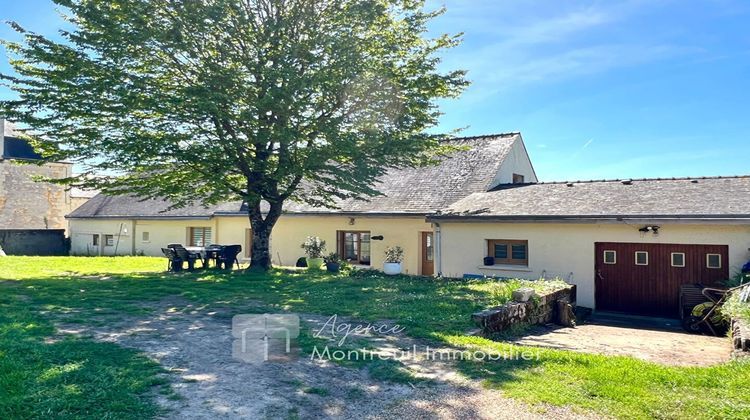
xmin=248 ymin=199 xmax=283 ymax=271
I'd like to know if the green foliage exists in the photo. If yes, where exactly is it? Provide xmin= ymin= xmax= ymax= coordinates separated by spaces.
xmin=0 ymin=1 xmax=467 ymax=267
xmin=323 ymin=252 xmax=341 ymax=264
xmin=300 ymin=236 xmax=326 ymax=258
xmin=383 ymin=245 xmax=404 ymax=263
xmin=469 ymin=278 xmax=570 ymax=307
xmin=722 ymin=288 xmax=750 ymax=323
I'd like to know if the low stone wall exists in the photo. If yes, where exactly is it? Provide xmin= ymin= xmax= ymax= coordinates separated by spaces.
xmin=472 ymin=285 xmax=576 ymax=333
xmin=732 ymin=318 xmax=750 ymax=356
xmin=471 ymin=285 xmax=576 ymax=333
xmin=0 ymin=229 xmax=69 ymax=256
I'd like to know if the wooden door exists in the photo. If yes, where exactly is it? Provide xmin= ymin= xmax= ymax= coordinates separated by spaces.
xmin=595 ymin=242 xmax=728 ymax=317
xmin=421 ymin=232 xmax=434 ymax=276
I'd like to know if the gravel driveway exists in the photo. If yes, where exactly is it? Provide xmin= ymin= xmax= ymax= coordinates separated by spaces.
xmin=56 ymin=298 xmax=596 ymax=419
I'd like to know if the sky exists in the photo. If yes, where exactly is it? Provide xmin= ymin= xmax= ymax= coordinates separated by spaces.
xmin=1 ymin=0 xmax=749 ymax=181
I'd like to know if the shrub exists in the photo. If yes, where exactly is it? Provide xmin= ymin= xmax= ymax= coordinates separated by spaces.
xmin=384 ymin=246 xmax=404 ymax=263
xmin=300 ymin=236 xmax=326 ymax=258
xmin=324 ymin=252 xmax=341 ymax=264
xmin=722 ymin=287 xmax=750 ymax=323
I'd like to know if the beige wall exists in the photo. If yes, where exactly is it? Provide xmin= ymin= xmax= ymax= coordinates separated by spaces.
xmin=69 ymin=218 xmax=216 ymax=256
xmin=69 ymin=215 xmax=434 ymax=274
xmin=270 ymin=215 xmax=432 ymax=274
xmin=0 ymin=160 xmax=72 ymax=230
xmin=437 ymin=222 xmax=750 ymax=308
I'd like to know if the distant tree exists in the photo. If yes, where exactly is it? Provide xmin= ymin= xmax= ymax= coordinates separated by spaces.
xmin=1 ymin=0 xmax=467 ymax=269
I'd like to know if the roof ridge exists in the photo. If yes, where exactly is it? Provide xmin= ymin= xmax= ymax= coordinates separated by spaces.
xmin=440 ymin=132 xmax=520 ymax=142
xmin=532 ymin=175 xmax=750 ymax=185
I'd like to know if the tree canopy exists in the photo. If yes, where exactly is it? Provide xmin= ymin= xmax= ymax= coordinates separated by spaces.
xmin=1 ymin=0 xmax=467 ymax=268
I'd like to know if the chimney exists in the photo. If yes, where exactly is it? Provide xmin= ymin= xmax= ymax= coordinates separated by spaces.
xmin=0 ymin=117 xmax=5 ymax=159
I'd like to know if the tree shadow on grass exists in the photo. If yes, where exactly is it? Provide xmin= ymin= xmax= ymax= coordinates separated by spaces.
xmin=0 ymin=293 xmax=170 ymax=419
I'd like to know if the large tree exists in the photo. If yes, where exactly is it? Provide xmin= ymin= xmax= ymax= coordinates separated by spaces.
xmin=1 ymin=0 xmax=466 ymax=269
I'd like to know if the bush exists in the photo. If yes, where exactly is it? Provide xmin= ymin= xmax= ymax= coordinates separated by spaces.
xmin=324 ymin=252 xmax=341 ymax=264
xmin=722 ymin=287 xmax=750 ymax=323
xmin=384 ymin=246 xmax=404 ymax=263
xmin=300 ymin=236 xmax=326 ymax=258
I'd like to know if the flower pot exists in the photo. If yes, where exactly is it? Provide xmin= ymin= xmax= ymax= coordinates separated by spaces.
xmin=383 ymin=262 xmax=402 ymax=275
xmin=483 ymin=256 xmax=495 ymax=266
xmin=306 ymin=257 xmax=324 ymax=270
xmin=326 ymin=262 xmax=340 ymax=273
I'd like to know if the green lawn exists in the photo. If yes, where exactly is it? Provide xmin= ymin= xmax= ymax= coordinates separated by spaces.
xmin=1 ymin=256 xmax=749 ymax=419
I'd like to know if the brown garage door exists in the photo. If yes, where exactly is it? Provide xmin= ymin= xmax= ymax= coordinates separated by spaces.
xmin=595 ymin=242 xmax=729 ymax=317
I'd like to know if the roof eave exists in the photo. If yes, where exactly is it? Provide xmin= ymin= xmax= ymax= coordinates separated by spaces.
xmin=427 ymin=214 xmax=750 ymax=224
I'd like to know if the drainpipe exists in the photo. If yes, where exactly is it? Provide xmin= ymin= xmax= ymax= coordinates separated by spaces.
xmin=131 ymin=220 xmax=137 ymax=256
xmin=434 ymin=222 xmax=442 ymax=277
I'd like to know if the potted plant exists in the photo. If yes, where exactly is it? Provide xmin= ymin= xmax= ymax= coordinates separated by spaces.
xmin=301 ymin=236 xmax=326 ymax=270
xmin=324 ymin=252 xmax=341 ymax=273
xmin=383 ymin=246 xmax=404 ymax=275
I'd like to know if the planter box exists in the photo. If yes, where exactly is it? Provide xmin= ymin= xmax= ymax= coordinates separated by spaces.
xmin=472 ymin=285 xmax=576 ymax=333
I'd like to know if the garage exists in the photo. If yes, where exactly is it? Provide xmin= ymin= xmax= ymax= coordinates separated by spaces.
xmin=595 ymin=242 xmax=729 ymax=317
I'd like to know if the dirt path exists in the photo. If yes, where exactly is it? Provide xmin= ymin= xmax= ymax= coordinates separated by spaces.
xmin=55 ymin=299 xmax=595 ymax=419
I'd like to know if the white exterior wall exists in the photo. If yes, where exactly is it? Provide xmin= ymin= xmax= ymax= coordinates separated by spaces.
xmin=437 ymin=222 xmax=750 ymax=308
xmin=490 ymin=137 xmax=538 ymax=186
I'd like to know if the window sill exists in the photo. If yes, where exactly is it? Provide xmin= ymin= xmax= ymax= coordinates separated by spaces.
xmin=477 ymin=264 xmax=533 ymax=273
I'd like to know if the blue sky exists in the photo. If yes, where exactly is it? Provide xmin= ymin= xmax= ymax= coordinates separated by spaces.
xmin=2 ymin=0 xmax=749 ymax=181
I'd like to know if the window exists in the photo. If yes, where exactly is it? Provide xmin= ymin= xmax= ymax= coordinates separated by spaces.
xmin=512 ymin=173 xmax=525 ymax=184
xmin=635 ymin=251 xmax=648 ymax=266
xmin=425 ymin=233 xmax=433 ymax=262
xmin=671 ymin=252 xmax=686 ymax=267
xmin=487 ymin=240 xmax=528 ymax=266
xmin=189 ymin=227 xmax=212 ymax=247
xmin=142 ymin=232 xmax=150 ymax=242
xmin=104 ymin=234 xmax=114 ymax=247
xmin=603 ymin=250 xmax=616 ymax=264
xmin=338 ymin=231 xmax=371 ymax=265
xmin=92 ymin=234 xmax=99 ymax=246
xmin=707 ymin=254 xmax=722 ymax=269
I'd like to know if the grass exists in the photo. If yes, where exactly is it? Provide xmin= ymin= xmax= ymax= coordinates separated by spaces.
xmin=0 ymin=280 xmax=168 ymax=419
xmin=1 ymin=256 xmax=749 ymax=419
xmin=722 ymin=288 xmax=750 ymax=324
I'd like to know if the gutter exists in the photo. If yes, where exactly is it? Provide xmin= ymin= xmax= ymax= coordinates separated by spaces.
xmin=434 ymin=222 xmax=442 ymax=277
xmin=426 ymin=214 xmax=750 ymax=224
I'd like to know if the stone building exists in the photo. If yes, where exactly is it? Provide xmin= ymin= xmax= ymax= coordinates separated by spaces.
xmin=0 ymin=119 xmax=76 ymax=230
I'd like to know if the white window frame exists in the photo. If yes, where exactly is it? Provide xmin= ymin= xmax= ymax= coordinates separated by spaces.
xmin=706 ymin=253 xmax=722 ymax=269
xmin=635 ymin=251 xmax=649 ymax=266
xmin=603 ymin=250 xmax=617 ymax=265
xmin=671 ymin=252 xmax=686 ymax=268
xmin=104 ymin=234 xmax=115 ymax=247
xmin=142 ymin=231 xmax=150 ymax=243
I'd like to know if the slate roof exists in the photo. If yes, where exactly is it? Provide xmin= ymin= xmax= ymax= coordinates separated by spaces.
xmin=431 ymin=176 xmax=750 ymax=221
xmin=2 ymin=121 xmax=45 ymax=160
xmin=68 ymin=194 xmax=246 ymax=219
xmin=2 ymin=136 xmax=44 ymax=160
xmin=68 ymin=133 xmax=521 ymax=219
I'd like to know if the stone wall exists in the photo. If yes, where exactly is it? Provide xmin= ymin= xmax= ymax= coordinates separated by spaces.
xmin=732 ymin=318 xmax=750 ymax=356
xmin=0 ymin=160 xmax=73 ymax=230
xmin=472 ymin=285 xmax=577 ymax=333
